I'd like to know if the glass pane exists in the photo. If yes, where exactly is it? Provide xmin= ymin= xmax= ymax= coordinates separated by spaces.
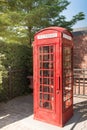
xmin=63 ymin=91 xmax=72 ymax=101
xmin=49 ymin=71 xmax=53 ymax=77
xmin=64 ymin=47 xmax=71 ymax=55
xmin=40 ymin=62 xmax=43 ymax=68
xmin=43 ymin=46 xmax=49 ymax=53
xmin=65 ymin=77 xmax=72 ymax=85
xmin=64 ymin=69 xmax=71 ymax=77
xmin=40 ymin=93 xmax=43 ymax=99
xmin=43 ymin=94 xmax=50 ymax=100
xmin=40 ymin=85 xmax=43 ymax=92
xmin=43 ymin=70 xmax=53 ymax=77
xmin=50 ymin=86 xmax=54 ymax=93
xmin=43 ymin=70 xmax=49 ymax=77
xmin=43 ymin=78 xmax=53 ymax=85
xmin=40 ymin=78 xmax=43 ymax=84
xmin=43 ymin=62 xmax=49 ymax=69
xmin=40 ymin=70 xmax=43 ymax=76
xmin=39 ymin=101 xmax=43 ymax=107
xmin=43 ymin=62 xmax=53 ymax=69
xmin=50 ymin=46 xmax=53 ymax=53
xmin=43 ymin=78 xmax=49 ymax=84
xmin=50 ymin=79 xmax=53 ymax=85
xmin=43 ymin=54 xmax=53 ymax=61
xmin=43 ymin=102 xmax=52 ymax=109
xmin=38 ymin=45 xmax=54 ymax=110
xmin=39 ymin=55 xmax=43 ymax=61
xmin=50 ymin=54 xmax=53 ymax=61
xmin=43 ymin=86 xmax=50 ymax=92
xmin=49 ymin=63 xmax=53 ymax=69
xmin=49 ymin=79 xmax=53 ymax=85
xmin=39 ymin=47 xmax=43 ymax=53
xmin=65 ymin=99 xmax=72 ymax=109
xmin=43 ymin=86 xmax=53 ymax=93
xmin=43 ymin=55 xmax=49 ymax=61
xmin=63 ymin=47 xmax=72 ymax=111
xmin=67 ymin=54 xmax=71 ymax=59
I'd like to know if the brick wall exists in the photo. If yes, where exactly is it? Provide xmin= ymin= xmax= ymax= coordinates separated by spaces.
xmin=73 ymin=28 xmax=87 ymax=95
xmin=73 ymin=30 xmax=87 ymax=68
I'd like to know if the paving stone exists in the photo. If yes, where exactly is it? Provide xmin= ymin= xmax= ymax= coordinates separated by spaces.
xmin=0 ymin=95 xmax=87 ymax=130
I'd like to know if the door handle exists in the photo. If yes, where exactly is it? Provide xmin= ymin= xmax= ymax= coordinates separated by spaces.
xmin=58 ymin=76 xmax=60 ymax=90
xmin=56 ymin=76 xmax=60 ymax=94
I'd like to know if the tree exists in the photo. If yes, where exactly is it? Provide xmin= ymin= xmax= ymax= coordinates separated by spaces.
xmin=0 ymin=0 xmax=85 ymax=45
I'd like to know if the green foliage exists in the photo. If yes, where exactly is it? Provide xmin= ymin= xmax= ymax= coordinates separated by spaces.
xmin=0 ymin=0 xmax=85 ymax=44
xmin=0 ymin=41 xmax=33 ymax=101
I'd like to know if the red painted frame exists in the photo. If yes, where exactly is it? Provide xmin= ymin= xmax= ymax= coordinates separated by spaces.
xmin=33 ymin=27 xmax=73 ymax=127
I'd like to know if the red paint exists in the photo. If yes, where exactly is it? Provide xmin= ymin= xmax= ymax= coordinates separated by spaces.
xmin=33 ymin=27 xmax=73 ymax=127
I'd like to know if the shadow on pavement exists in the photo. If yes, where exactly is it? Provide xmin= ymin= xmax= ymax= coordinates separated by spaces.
xmin=0 ymin=94 xmax=33 ymax=129
xmin=65 ymin=97 xmax=87 ymax=129
xmin=0 ymin=95 xmax=87 ymax=130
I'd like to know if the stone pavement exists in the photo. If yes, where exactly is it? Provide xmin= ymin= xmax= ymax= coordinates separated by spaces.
xmin=72 ymin=96 xmax=87 ymax=130
xmin=0 ymin=94 xmax=87 ymax=130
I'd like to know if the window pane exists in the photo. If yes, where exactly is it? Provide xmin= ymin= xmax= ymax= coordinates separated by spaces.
xmin=40 ymin=62 xmax=43 ymax=68
xmin=63 ymin=47 xmax=72 ymax=111
xmin=40 ymin=93 xmax=43 ymax=99
xmin=39 ymin=47 xmax=43 ymax=53
xmin=39 ymin=101 xmax=43 ymax=107
xmin=43 ymin=78 xmax=49 ymax=84
xmin=43 ymin=86 xmax=50 ymax=92
xmin=39 ymin=55 xmax=43 ymax=61
xmin=43 ymin=46 xmax=49 ymax=53
xmin=40 ymin=78 xmax=43 ymax=84
xmin=38 ymin=45 xmax=54 ymax=110
xmin=43 ymin=62 xmax=53 ymax=69
xmin=43 ymin=70 xmax=49 ymax=77
xmin=40 ymin=70 xmax=43 ymax=76
xmin=50 ymin=54 xmax=53 ymax=61
xmin=43 ymin=102 xmax=52 ymax=110
xmin=43 ymin=86 xmax=53 ymax=93
xmin=50 ymin=46 xmax=53 ymax=53
xmin=40 ymin=85 xmax=43 ymax=92
xmin=43 ymin=94 xmax=49 ymax=100
xmin=43 ymin=55 xmax=49 ymax=61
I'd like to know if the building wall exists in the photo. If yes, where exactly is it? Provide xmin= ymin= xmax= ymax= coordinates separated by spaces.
xmin=73 ymin=28 xmax=87 ymax=95
xmin=73 ymin=28 xmax=87 ymax=69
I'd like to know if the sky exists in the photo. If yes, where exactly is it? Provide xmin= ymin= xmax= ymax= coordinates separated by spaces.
xmin=62 ymin=0 xmax=87 ymax=29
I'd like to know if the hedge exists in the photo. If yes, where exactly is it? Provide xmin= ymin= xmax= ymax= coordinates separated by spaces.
xmin=0 ymin=41 xmax=33 ymax=101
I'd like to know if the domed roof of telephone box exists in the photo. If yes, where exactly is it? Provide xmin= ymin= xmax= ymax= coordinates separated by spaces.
xmin=35 ymin=26 xmax=73 ymax=37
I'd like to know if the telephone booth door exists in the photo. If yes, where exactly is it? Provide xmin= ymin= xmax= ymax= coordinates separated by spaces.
xmin=33 ymin=27 xmax=73 ymax=127
xmin=38 ymin=45 xmax=56 ymax=110
xmin=34 ymin=43 xmax=61 ymax=126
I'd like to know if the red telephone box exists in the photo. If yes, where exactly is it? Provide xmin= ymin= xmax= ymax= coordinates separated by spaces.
xmin=33 ymin=27 xmax=73 ymax=127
